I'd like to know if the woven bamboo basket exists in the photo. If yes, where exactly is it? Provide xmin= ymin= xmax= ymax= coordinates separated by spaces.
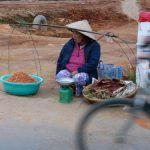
xmin=82 ymin=81 xmax=138 ymax=104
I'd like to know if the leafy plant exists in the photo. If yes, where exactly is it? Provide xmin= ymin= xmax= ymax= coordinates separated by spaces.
xmin=128 ymin=69 xmax=136 ymax=83
xmin=124 ymin=65 xmax=136 ymax=83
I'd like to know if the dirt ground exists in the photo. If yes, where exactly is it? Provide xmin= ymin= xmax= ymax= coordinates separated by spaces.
xmin=0 ymin=1 xmax=150 ymax=150
xmin=0 ymin=0 xmax=141 ymax=88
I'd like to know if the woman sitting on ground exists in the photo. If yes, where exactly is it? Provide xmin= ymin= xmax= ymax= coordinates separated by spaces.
xmin=56 ymin=20 xmax=101 ymax=96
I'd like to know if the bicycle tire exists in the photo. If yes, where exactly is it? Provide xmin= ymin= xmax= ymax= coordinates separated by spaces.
xmin=76 ymin=98 xmax=134 ymax=150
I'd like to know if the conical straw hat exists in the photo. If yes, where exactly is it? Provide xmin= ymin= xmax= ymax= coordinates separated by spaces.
xmin=66 ymin=20 xmax=96 ymax=40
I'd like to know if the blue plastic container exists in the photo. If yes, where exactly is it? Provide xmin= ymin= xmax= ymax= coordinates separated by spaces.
xmin=97 ymin=64 xmax=123 ymax=79
xmin=97 ymin=63 xmax=114 ymax=70
xmin=97 ymin=61 xmax=114 ymax=78
xmin=0 ymin=74 xmax=44 ymax=96
xmin=113 ymin=66 xmax=123 ymax=79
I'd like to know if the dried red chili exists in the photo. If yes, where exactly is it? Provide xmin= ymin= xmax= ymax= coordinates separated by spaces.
xmin=7 ymin=72 xmax=37 ymax=83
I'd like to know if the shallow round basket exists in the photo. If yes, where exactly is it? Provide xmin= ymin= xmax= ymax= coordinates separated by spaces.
xmin=83 ymin=81 xmax=138 ymax=104
xmin=0 ymin=74 xmax=44 ymax=96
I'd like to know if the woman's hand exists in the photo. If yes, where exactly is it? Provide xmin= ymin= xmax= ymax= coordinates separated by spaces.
xmin=71 ymin=71 xmax=78 ymax=76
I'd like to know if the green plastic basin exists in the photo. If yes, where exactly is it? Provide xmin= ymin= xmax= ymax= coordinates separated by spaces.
xmin=0 ymin=74 xmax=44 ymax=96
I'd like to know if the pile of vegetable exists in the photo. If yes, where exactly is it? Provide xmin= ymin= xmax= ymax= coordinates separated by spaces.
xmin=83 ymin=79 xmax=125 ymax=99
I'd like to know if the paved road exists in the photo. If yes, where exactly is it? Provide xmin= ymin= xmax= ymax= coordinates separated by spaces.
xmin=0 ymin=87 xmax=149 ymax=150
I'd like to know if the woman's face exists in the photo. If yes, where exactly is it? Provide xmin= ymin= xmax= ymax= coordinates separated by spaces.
xmin=72 ymin=31 xmax=86 ymax=45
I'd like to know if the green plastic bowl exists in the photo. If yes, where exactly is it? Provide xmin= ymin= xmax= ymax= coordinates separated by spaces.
xmin=0 ymin=74 xmax=44 ymax=96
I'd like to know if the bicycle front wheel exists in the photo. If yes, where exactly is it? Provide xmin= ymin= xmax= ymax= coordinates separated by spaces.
xmin=76 ymin=98 xmax=150 ymax=150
